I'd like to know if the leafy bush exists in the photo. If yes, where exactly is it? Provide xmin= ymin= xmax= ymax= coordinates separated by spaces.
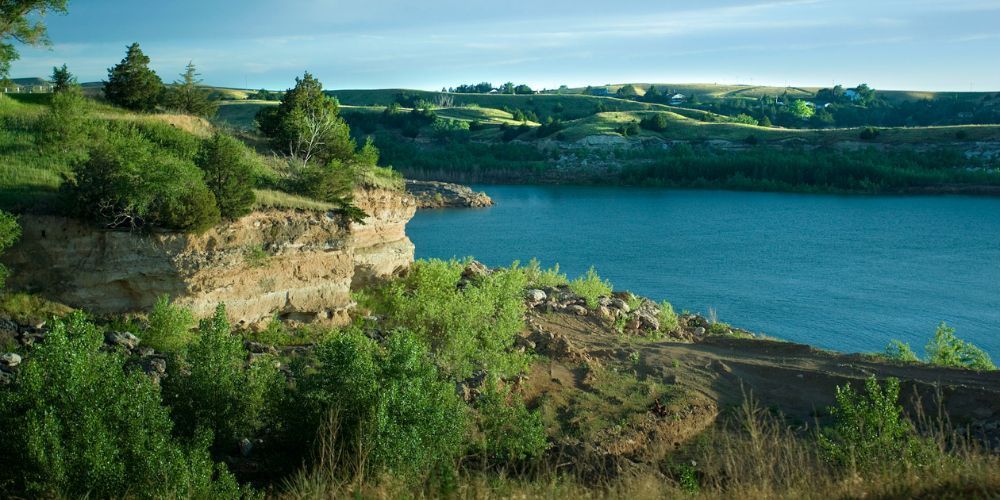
xmin=639 ymin=113 xmax=669 ymax=132
xmin=860 ymin=127 xmax=881 ymax=140
xmin=67 ymin=125 xmax=221 ymax=232
xmin=37 ymin=87 xmax=92 ymax=164
xmin=925 ymin=322 xmax=995 ymax=371
xmin=708 ymin=322 xmax=732 ymax=335
xmin=0 ymin=312 xmax=241 ymax=498
xmin=883 ymin=340 xmax=920 ymax=363
xmin=568 ymin=267 xmax=613 ymax=308
xmin=359 ymin=259 xmax=528 ymax=379
xmin=524 ymin=258 xmax=568 ymax=288
xmin=0 ymin=210 xmax=20 ymax=288
xmin=473 ymin=380 xmax=548 ymax=463
xmin=819 ymin=377 xmax=930 ymax=470
xmin=658 ymin=300 xmax=679 ymax=332
xmin=195 ymin=132 xmax=257 ymax=219
xmin=164 ymin=304 xmax=283 ymax=448
xmin=141 ymin=295 xmax=195 ymax=352
xmin=297 ymin=328 xmax=467 ymax=478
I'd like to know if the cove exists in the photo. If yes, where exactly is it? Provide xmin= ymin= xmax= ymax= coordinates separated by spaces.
xmin=408 ymin=185 xmax=1000 ymax=358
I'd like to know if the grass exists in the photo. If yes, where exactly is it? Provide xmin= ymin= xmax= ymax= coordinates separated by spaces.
xmin=0 ymin=292 xmax=74 ymax=324
xmin=215 ymin=100 xmax=277 ymax=130
xmin=253 ymin=189 xmax=337 ymax=211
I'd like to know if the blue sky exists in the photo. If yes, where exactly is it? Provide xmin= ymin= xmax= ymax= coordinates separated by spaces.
xmin=12 ymin=0 xmax=1000 ymax=91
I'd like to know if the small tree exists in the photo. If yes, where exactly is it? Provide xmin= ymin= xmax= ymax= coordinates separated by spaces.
xmin=194 ymin=133 xmax=257 ymax=219
xmin=104 ymin=42 xmax=164 ymax=111
xmin=162 ymin=61 xmax=218 ymax=117
xmin=38 ymin=84 xmax=91 ymax=164
xmin=616 ymin=84 xmax=640 ymax=98
xmin=49 ymin=63 xmax=76 ymax=92
xmin=256 ymin=72 xmax=355 ymax=165
xmin=925 ymin=322 xmax=995 ymax=371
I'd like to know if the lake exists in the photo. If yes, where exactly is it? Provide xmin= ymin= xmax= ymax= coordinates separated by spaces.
xmin=408 ymin=185 xmax=1000 ymax=358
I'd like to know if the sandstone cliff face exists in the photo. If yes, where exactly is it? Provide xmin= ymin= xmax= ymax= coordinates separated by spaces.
xmin=2 ymin=188 xmax=416 ymax=328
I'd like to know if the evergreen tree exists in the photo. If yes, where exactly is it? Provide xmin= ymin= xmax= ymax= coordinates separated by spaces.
xmin=163 ymin=61 xmax=218 ymax=117
xmin=103 ymin=43 xmax=164 ymax=112
xmin=49 ymin=63 xmax=76 ymax=92
xmin=194 ymin=133 xmax=257 ymax=219
xmin=255 ymin=71 xmax=354 ymax=165
xmin=760 ymin=115 xmax=773 ymax=127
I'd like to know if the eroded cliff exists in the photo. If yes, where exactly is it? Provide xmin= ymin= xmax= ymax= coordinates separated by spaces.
xmin=2 ymin=188 xmax=416 ymax=328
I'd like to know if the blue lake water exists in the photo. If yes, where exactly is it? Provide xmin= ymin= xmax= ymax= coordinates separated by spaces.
xmin=408 ymin=185 xmax=1000 ymax=358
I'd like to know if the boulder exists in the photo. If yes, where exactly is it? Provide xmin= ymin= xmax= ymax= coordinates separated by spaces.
xmin=105 ymin=331 xmax=139 ymax=350
xmin=0 ymin=370 xmax=13 ymax=386
xmin=610 ymin=298 xmax=631 ymax=313
xmin=525 ymin=289 xmax=547 ymax=303
xmin=0 ymin=352 xmax=22 ymax=369
xmin=568 ymin=305 xmax=589 ymax=316
xmin=462 ymin=260 xmax=490 ymax=280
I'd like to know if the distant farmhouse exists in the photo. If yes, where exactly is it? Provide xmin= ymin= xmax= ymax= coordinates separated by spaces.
xmin=843 ymin=89 xmax=861 ymax=102
xmin=668 ymin=93 xmax=687 ymax=105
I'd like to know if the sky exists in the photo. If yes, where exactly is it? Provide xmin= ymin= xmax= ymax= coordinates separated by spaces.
xmin=11 ymin=0 xmax=1000 ymax=92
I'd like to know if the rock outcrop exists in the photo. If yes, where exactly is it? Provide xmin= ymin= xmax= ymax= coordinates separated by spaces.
xmin=405 ymin=180 xmax=493 ymax=209
xmin=1 ymin=188 xmax=416 ymax=328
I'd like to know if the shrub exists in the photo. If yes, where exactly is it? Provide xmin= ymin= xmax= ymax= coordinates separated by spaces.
xmin=164 ymin=304 xmax=283 ymax=448
xmin=658 ymin=300 xmax=679 ymax=332
xmin=0 ymin=312 xmax=240 ymax=498
xmin=473 ymin=380 xmax=548 ymax=463
xmin=708 ymin=322 xmax=732 ymax=335
xmin=639 ymin=113 xmax=669 ymax=132
xmin=925 ymin=322 xmax=994 ymax=371
xmin=0 ymin=210 xmax=20 ymax=288
xmin=883 ymin=340 xmax=920 ymax=363
xmin=860 ymin=127 xmax=881 ymax=140
xmin=195 ymin=132 xmax=257 ymax=219
xmin=294 ymin=159 xmax=356 ymax=205
xmin=297 ymin=328 xmax=467 ymax=478
xmin=37 ymin=87 xmax=92 ymax=164
xmin=819 ymin=376 xmax=930 ymax=470
xmin=617 ymin=121 xmax=641 ymax=137
xmin=358 ymin=259 xmax=528 ymax=379
xmin=141 ymin=295 xmax=195 ymax=353
xmin=569 ymin=267 xmax=613 ymax=308
xmin=68 ymin=125 xmax=221 ymax=232
xmin=524 ymin=258 xmax=568 ymax=288
xmin=243 ymin=244 xmax=270 ymax=268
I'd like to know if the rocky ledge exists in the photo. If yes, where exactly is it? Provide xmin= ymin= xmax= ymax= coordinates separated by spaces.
xmin=405 ymin=180 xmax=493 ymax=209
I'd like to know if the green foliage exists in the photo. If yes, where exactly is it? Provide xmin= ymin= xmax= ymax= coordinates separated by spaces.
xmin=524 ymin=258 xmax=569 ymax=288
xmin=256 ymin=72 xmax=355 ymax=165
xmin=658 ymin=300 xmax=679 ymax=332
xmin=67 ymin=124 xmax=221 ymax=232
xmin=38 ymin=85 xmax=92 ymax=164
xmin=925 ymin=322 xmax=995 ymax=371
xmin=639 ymin=113 xmax=669 ymax=132
xmin=0 ymin=312 xmax=241 ymax=498
xmin=860 ymin=126 xmax=881 ymax=140
xmin=790 ymin=100 xmax=815 ymax=119
xmin=358 ymin=259 xmax=529 ymax=380
xmin=49 ymin=63 xmax=76 ymax=92
xmin=141 ymin=295 xmax=195 ymax=353
xmin=0 ymin=1 xmax=68 ymax=79
xmin=568 ymin=266 xmax=613 ymax=308
xmin=730 ymin=113 xmax=759 ymax=126
xmin=243 ymin=244 xmax=270 ymax=268
xmin=164 ymin=304 xmax=283 ymax=448
xmin=103 ymin=43 xmax=164 ymax=112
xmin=294 ymin=159 xmax=356 ymax=206
xmin=883 ymin=340 xmax=920 ymax=363
xmin=162 ymin=61 xmax=218 ymax=117
xmin=819 ymin=377 xmax=930 ymax=470
xmin=616 ymin=120 xmax=641 ymax=137
xmin=708 ymin=322 xmax=732 ymax=335
xmin=297 ymin=328 xmax=467 ymax=478
xmin=0 ymin=210 xmax=19 ymax=287
xmin=473 ymin=380 xmax=548 ymax=463
xmin=195 ymin=132 xmax=257 ymax=219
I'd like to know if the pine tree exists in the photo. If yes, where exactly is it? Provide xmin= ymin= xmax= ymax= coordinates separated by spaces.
xmin=103 ymin=43 xmax=164 ymax=111
xmin=50 ymin=63 xmax=76 ymax=92
xmin=163 ymin=61 xmax=218 ymax=117
xmin=255 ymin=72 xmax=354 ymax=165
xmin=194 ymin=133 xmax=256 ymax=219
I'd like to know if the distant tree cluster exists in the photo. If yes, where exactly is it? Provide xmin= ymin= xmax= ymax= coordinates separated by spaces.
xmin=101 ymin=43 xmax=218 ymax=117
xmin=447 ymin=81 xmax=534 ymax=94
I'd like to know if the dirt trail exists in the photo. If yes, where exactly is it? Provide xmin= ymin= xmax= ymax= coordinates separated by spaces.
xmin=534 ymin=312 xmax=1000 ymax=437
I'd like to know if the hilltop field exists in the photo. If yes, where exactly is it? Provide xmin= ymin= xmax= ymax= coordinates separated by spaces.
xmin=212 ymin=83 xmax=1000 ymax=193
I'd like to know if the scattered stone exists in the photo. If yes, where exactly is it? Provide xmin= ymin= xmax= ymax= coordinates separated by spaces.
xmin=239 ymin=437 xmax=254 ymax=457
xmin=568 ymin=305 xmax=589 ymax=316
xmin=462 ymin=261 xmax=491 ymax=280
xmin=105 ymin=331 xmax=139 ymax=350
xmin=610 ymin=298 xmax=630 ymax=313
xmin=137 ymin=347 xmax=155 ymax=357
xmin=693 ymin=327 xmax=706 ymax=337
xmin=0 ymin=370 xmax=13 ymax=385
xmin=456 ymin=370 xmax=487 ymax=403
xmin=525 ymin=289 xmax=547 ymax=303
xmin=595 ymin=306 xmax=613 ymax=321
xmin=245 ymin=341 xmax=279 ymax=356
xmin=0 ymin=352 xmax=22 ymax=369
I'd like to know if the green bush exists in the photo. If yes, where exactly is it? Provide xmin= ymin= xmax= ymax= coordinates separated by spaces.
xmin=164 ymin=304 xmax=283 ymax=448
xmin=141 ymin=295 xmax=195 ymax=353
xmin=883 ymin=340 xmax=920 ymax=363
xmin=473 ymin=380 xmax=548 ymax=463
xmin=37 ymin=87 xmax=92 ymax=165
xmin=819 ymin=376 xmax=930 ymax=470
xmin=524 ymin=258 xmax=568 ymax=288
xmin=67 ymin=125 xmax=221 ymax=232
xmin=658 ymin=300 xmax=679 ymax=332
xmin=195 ymin=132 xmax=257 ymax=219
xmin=568 ymin=267 xmax=613 ymax=308
xmin=297 ymin=328 xmax=467 ymax=478
xmin=0 ymin=312 xmax=241 ymax=498
xmin=359 ymin=259 xmax=529 ymax=380
xmin=925 ymin=322 xmax=995 ymax=371
xmin=0 ymin=210 xmax=20 ymax=288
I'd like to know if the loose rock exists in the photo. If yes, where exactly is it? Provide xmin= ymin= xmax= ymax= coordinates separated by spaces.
xmin=0 ymin=352 xmax=22 ymax=369
xmin=105 ymin=331 xmax=140 ymax=350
